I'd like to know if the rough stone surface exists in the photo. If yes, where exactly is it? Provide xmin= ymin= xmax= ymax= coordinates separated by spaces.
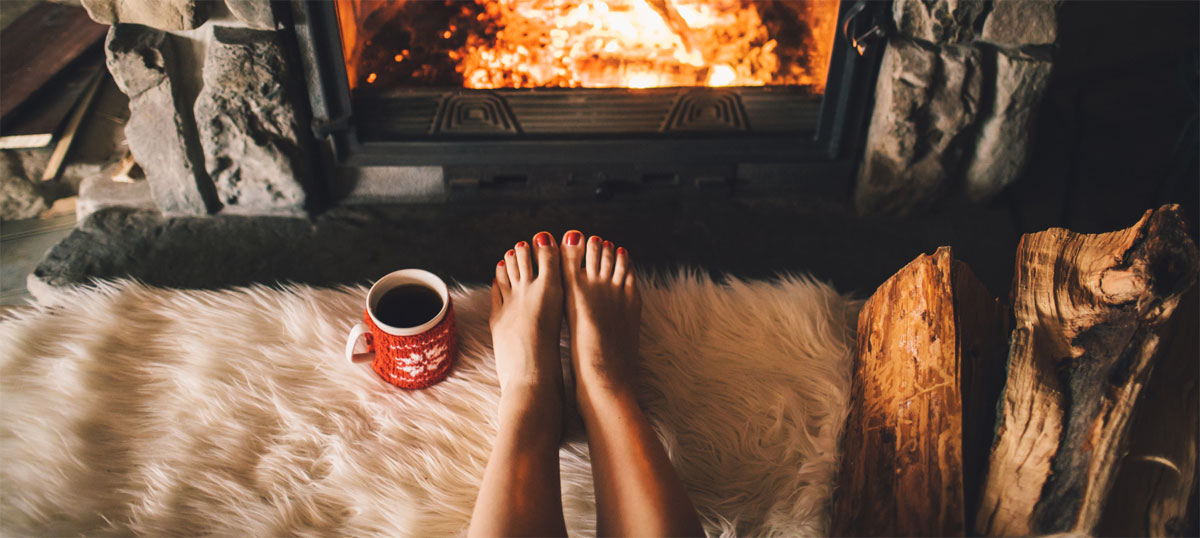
xmin=856 ymin=40 xmax=982 ymax=215
xmin=982 ymin=0 xmax=1059 ymax=48
xmin=965 ymin=51 xmax=1053 ymax=201
xmin=224 ymin=0 xmax=275 ymax=30
xmin=893 ymin=0 xmax=990 ymax=45
xmin=106 ymin=25 xmax=214 ymax=216
xmin=76 ymin=175 xmax=158 ymax=221
xmin=193 ymin=26 xmax=312 ymax=215
xmin=81 ymin=0 xmax=206 ymax=31
xmin=0 ymin=153 xmax=46 ymax=220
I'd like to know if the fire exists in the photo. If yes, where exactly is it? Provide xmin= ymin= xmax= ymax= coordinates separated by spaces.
xmin=337 ymin=0 xmax=838 ymax=91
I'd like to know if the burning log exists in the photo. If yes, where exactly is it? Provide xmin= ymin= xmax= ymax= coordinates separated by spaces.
xmin=975 ymin=204 xmax=1199 ymax=536
xmin=832 ymin=247 xmax=1008 ymax=536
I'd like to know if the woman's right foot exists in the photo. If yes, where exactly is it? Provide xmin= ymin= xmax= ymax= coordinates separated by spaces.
xmin=559 ymin=230 xmax=642 ymax=397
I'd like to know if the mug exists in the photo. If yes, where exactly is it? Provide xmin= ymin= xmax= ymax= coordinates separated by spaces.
xmin=345 ymin=269 xmax=457 ymax=389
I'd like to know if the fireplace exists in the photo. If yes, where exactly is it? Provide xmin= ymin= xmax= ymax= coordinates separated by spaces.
xmin=288 ymin=0 xmax=885 ymax=201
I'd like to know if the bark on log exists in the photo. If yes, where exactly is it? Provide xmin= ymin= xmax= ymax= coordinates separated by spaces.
xmin=1098 ymin=287 xmax=1198 ymax=536
xmin=833 ymin=247 xmax=1007 ymax=536
xmin=975 ymin=204 xmax=1199 ymax=536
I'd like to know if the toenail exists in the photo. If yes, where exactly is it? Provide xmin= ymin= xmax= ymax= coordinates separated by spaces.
xmin=565 ymin=231 xmax=582 ymax=245
xmin=498 ymin=260 xmax=505 ymax=266
xmin=603 ymin=240 xmax=613 ymax=249
xmin=535 ymin=232 xmax=550 ymax=246
xmin=517 ymin=241 xmax=527 ymax=248
xmin=507 ymin=249 xmax=515 ymax=257
xmin=590 ymin=236 xmax=600 ymax=243
xmin=618 ymin=246 xmax=627 ymax=256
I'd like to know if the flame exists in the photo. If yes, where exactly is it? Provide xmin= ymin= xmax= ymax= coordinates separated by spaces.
xmin=337 ymin=0 xmax=838 ymax=91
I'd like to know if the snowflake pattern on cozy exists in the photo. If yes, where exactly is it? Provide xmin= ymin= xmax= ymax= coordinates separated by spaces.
xmin=364 ymin=302 xmax=457 ymax=389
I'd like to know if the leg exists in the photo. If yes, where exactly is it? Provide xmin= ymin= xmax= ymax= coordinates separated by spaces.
xmin=560 ymin=231 xmax=705 ymax=537
xmin=468 ymin=232 xmax=568 ymax=538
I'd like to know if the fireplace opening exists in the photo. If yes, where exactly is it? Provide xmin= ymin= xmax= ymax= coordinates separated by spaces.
xmin=290 ymin=0 xmax=885 ymax=196
xmin=335 ymin=0 xmax=836 ymax=91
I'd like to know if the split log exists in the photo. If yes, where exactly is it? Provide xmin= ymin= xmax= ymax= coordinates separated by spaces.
xmin=975 ymin=204 xmax=1199 ymax=536
xmin=832 ymin=247 xmax=1008 ymax=536
xmin=1097 ymin=287 xmax=1198 ymax=536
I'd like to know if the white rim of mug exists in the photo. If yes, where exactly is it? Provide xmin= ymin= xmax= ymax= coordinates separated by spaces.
xmin=365 ymin=269 xmax=450 ymax=336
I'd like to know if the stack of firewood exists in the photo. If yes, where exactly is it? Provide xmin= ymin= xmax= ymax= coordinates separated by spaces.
xmin=832 ymin=204 xmax=1199 ymax=537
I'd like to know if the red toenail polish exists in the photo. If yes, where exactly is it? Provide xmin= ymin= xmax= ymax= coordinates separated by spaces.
xmin=591 ymin=236 xmax=600 ymax=243
xmin=507 ymin=249 xmax=514 ymax=257
xmin=603 ymin=240 xmax=613 ymax=249
xmin=498 ymin=260 xmax=505 ymax=266
xmin=517 ymin=241 xmax=527 ymax=248
xmin=565 ymin=231 xmax=581 ymax=245
xmin=618 ymin=247 xmax=627 ymax=256
xmin=535 ymin=232 xmax=549 ymax=246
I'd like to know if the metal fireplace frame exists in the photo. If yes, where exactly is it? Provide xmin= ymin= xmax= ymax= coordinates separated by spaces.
xmin=287 ymin=0 xmax=885 ymax=198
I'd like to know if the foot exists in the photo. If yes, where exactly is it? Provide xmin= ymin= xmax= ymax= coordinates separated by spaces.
xmin=559 ymin=231 xmax=642 ymax=397
xmin=489 ymin=232 xmax=565 ymax=405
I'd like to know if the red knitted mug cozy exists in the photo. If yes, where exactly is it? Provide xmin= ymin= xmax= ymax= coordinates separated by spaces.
xmin=362 ymin=302 xmax=458 ymax=389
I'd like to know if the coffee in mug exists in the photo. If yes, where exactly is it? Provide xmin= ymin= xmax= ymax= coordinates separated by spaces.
xmin=344 ymin=269 xmax=458 ymax=389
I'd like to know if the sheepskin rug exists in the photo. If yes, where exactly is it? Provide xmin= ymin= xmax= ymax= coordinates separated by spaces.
xmin=0 ymin=273 xmax=857 ymax=537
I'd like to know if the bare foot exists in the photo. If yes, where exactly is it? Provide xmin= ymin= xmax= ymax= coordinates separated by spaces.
xmin=490 ymin=232 xmax=564 ymax=405
xmin=559 ymin=231 xmax=642 ymax=397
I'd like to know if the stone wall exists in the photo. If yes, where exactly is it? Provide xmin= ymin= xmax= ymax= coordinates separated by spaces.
xmin=856 ymin=0 xmax=1058 ymax=216
xmin=84 ymin=0 xmax=314 ymax=216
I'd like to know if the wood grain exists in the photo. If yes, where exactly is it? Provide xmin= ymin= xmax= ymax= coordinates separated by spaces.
xmin=833 ymin=247 xmax=1006 ymax=536
xmin=1097 ymin=287 xmax=1198 ymax=536
xmin=975 ymin=204 xmax=1199 ymax=536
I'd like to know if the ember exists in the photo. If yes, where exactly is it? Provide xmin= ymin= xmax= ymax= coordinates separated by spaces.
xmin=336 ymin=0 xmax=837 ymax=92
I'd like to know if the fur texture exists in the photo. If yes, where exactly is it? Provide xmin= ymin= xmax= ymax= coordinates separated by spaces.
xmin=0 ymin=273 xmax=857 ymax=536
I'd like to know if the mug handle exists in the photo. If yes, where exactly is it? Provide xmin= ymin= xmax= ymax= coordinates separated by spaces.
xmin=345 ymin=322 xmax=374 ymax=363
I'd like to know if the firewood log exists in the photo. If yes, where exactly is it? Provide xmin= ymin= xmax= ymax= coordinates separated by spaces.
xmin=833 ymin=247 xmax=1007 ymax=536
xmin=1097 ymin=287 xmax=1198 ymax=536
xmin=975 ymin=204 xmax=1199 ymax=536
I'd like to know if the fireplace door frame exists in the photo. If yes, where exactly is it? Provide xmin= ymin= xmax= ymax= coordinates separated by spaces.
xmin=288 ymin=0 xmax=884 ymax=170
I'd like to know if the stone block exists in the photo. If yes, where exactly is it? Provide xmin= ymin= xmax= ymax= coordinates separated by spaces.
xmin=0 ymin=153 xmax=46 ymax=220
xmin=965 ymin=51 xmax=1053 ymax=201
xmin=76 ymin=174 xmax=158 ymax=221
xmin=105 ymin=25 xmax=214 ymax=216
xmin=193 ymin=26 xmax=312 ymax=215
xmin=856 ymin=39 xmax=982 ymax=215
xmin=893 ymin=0 xmax=989 ymax=45
xmin=82 ymin=0 xmax=206 ymax=31
xmin=982 ymin=0 xmax=1060 ymax=48
xmin=224 ymin=0 xmax=276 ymax=30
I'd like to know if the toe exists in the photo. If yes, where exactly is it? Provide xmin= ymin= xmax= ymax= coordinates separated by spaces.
xmin=585 ymin=235 xmax=602 ymax=278
xmin=625 ymin=271 xmax=640 ymax=306
xmin=490 ymin=276 xmax=503 ymax=314
xmin=613 ymin=246 xmax=629 ymax=284
xmin=495 ymin=259 xmax=511 ymax=299
xmin=504 ymin=249 xmax=520 ymax=283
xmin=599 ymin=240 xmax=615 ymax=279
xmin=561 ymin=230 xmax=584 ymax=276
xmin=514 ymin=241 xmax=533 ymax=282
xmin=533 ymin=231 xmax=559 ymax=280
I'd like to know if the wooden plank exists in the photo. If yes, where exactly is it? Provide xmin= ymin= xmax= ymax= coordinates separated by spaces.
xmin=832 ymin=247 xmax=1006 ymax=536
xmin=0 ymin=50 xmax=103 ymax=149
xmin=40 ymin=69 xmax=104 ymax=182
xmin=0 ymin=2 xmax=107 ymax=120
xmin=975 ymin=204 xmax=1199 ymax=536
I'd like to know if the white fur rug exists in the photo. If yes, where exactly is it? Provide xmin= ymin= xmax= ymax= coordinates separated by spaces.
xmin=0 ymin=273 xmax=857 ymax=537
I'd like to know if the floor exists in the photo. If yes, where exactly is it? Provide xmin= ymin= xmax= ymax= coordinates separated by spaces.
xmin=0 ymin=213 xmax=75 ymax=305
